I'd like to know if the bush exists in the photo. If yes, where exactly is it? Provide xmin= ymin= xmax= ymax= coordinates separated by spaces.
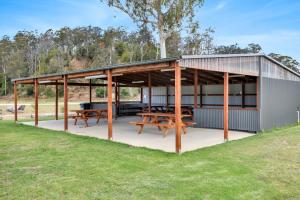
xmin=120 ymin=88 xmax=130 ymax=98
xmin=25 ymin=85 xmax=34 ymax=96
xmin=96 ymin=87 xmax=106 ymax=98
xmin=44 ymin=87 xmax=54 ymax=98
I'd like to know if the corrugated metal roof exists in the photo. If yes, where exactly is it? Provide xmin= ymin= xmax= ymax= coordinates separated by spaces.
xmin=12 ymin=57 xmax=179 ymax=82
xmin=182 ymin=53 xmax=300 ymax=78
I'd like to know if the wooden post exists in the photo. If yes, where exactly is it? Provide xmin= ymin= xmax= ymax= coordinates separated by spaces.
xmin=241 ymin=78 xmax=245 ymax=108
xmin=89 ymin=79 xmax=92 ymax=103
xmin=200 ymin=84 xmax=203 ymax=107
xmin=55 ymin=81 xmax=58 ymax=120
xmin=14 ymin=81 xmax=17 ymax=122
xmin=34 ymin=78 xmax=39 ymax=126
xmin=64 ymin=75 xmax=68 ymax=131
xmin=166 ymin=86 xmax=169 ymax=108
xmin=107 ymin=70 xmax=113 ymax=140
xmin=194 ymin=69 xmax=198 ymax=108
xmin=256 ymin=77 xmax=259 ymax=110
xmin=117 ymin=82 xmax=120 ymax=116
xmin=224 ymin=72 xmax=229 ymax=141
xmin=175 ymin=61 xmax=182 ymax=153
xmin=140 ymin=87 xmax=143 ymax=103
xmin=148 ymin=72 xmax=152 ymax=112
xmin=114 ymin=77 xmax=118 ymax=119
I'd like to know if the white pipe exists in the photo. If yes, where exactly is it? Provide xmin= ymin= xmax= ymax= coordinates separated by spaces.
xmin=297 ymin=111 xmax=300 ymax=124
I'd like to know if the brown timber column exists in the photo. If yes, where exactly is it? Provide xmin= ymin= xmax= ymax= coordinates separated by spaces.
xmin=175 ymin=61 xmax=182 ymax=153
xmin=89 ymin=79 xmax=92 ymax=103
xmin=14 ymin=81 xmax=18 ymax=122
xmin=107 ymin=70 xmax=113 ymax=140
xmin=166 ymin=86 xmax=169 ymax=108
xmin=55 ymin=81 xmax=58 ymax=120
xmin=194 ymin=69 xmax=198 ymax=109
xmin=114 ymin=77 xmax=118 ymax=119
xmin=64 ymin=75 xmax=68 ymax=131
xmin=34 ymin=78 xmax=39 ymax=126
xmin=140 ymin=87 xmax=143 ymax=103
xmin=224 ymin=72 xmax=229 ymax=141
xmin=117 ymin=82 xmax=120 ymax=115
xmin=200 ymin=84 xmax=203 ymax=107
xmin=148 ymin=72 xmax=152 ymax=112
xmin=241 ymin=78 xmax=245 ymax=108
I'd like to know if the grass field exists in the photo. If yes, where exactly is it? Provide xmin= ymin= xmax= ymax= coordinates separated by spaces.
xmin=0 ymin=121 xmax=299 ymax=199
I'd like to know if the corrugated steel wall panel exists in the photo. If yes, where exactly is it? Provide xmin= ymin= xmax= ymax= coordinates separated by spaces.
xmin=194 ymin=108 xmax=259 ymax=132
xmin=260 ymin=77 xmax=300 ymax=130
xmin=180 ymin=56 xmax=260 ymax=76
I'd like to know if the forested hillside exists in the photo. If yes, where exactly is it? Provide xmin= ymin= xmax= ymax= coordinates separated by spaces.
xmin=0 ymin=26 xmax=299 ymax=97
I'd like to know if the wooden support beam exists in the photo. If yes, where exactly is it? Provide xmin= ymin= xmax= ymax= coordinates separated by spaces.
xmin=55 ymin=81 xmax=58 ymax=120
xmin=166 ymin=86 xmax=169 ymax=108
xmin=67 ymin=71 xmax=105 ymax=79
xmin=34 ymin=78 xmax=39 ymax=126
xmin=14 ymin=81 xmax=18 ymax=122
xmin=224 ymin=72 xmax=229 ymax=141
xmin=175 ymin=61 xmax=182 ymax=153
xmin=117 ymin=82 xmax=120 ymax=115
xmin=107 ymin=70 xmax=113 ymax=140
xmin=194 ymin=69 xmax=198 ymax=108
xmin=64 ymin=75 xmax=68 ymax=131
xmin=89 ymin=79 xmax=92 ymax=103
xmin=200 ymin=84 xmax=203 ymax=107
xmin=140 ymin=87 xmax=143 ymax=103
xmin=256 ymin=77 xmax=259 ymax=111
xmin=241 ymin=78 xmax=246 ymax=108
xmin=148 ymin=73 xmax=152 ymax=112
xmin=112 ymin=62 xmax=169 ymax=74
xmin=114 ymin=77 xmax=118 ymax=119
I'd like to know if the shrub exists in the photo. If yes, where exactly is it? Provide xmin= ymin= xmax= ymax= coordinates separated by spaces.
xmin=96 ymin=87 xmax=106 ymax=98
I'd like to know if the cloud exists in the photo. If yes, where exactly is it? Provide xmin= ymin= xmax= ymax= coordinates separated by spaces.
xmin=215 ymin=1 xmax=227 ymax=10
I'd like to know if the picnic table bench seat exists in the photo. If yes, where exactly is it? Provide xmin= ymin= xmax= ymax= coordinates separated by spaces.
xmin=129 ymin=112 xmax=195 ymax=137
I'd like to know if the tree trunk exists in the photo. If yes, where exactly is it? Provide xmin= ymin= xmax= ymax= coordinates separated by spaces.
xmin=3 ymin=74 xmax=6 ymax=95
xmin=159 ymin=35 xmax=167 ymax=58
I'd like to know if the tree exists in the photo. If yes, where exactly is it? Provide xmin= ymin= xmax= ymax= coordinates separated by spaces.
xmin=100 ymin=0 xmax=204 ymax=58
xmin=269 ymin=53 xmax=300 ymax=73
xmin=214 ymin=43 xmax=262 ymax=54
xmin=0 ymin=36 xmax=12 ymax=95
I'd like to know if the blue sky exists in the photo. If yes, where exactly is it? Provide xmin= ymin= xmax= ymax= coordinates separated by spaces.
xmin=0 ymin=0 xmax=299 ymax=61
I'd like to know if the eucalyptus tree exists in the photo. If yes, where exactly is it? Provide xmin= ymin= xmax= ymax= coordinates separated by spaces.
xmin=0 ymin=36 xmax=13 ymax=95
xmin=269 ymin=53 xmax=300 ymax=73
xmin=100 ymin=0 xmax=205 ymax=58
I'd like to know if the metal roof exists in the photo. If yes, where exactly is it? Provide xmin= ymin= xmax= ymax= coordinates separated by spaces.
xmin=12 ymin=57 xmax=179 ymax=82
xmin=182 ymin=53 xmax=300 ymax=78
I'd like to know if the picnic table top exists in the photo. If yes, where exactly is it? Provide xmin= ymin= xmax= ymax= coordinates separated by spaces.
xmin=71 ymin=109 xmax=107 ymax=113
xmin=137 ymin=112 xmax=192 ymax=118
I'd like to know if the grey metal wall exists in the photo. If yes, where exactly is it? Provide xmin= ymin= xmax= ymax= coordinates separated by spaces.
xmin=142 ymin=83 xmax=256 ymax=106
xmin=194 ymin=108 xmax=259 ymax=132
xmin=260 ymin=77 xmax=300 ymax=130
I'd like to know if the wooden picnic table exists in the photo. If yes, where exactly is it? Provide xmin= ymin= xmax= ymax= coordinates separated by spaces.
xmin=71 ymin=109 xmax=107 ymax=127
xmin=129 ymin=112 xmax=194 ymax=137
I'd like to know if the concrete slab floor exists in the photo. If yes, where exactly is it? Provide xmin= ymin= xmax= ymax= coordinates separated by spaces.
xmin=22 ymin=116 xmax=254 ymax=153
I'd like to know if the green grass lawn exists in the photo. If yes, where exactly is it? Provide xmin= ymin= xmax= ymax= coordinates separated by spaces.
xmin=1 ymin=121 xmax=299 ymax=200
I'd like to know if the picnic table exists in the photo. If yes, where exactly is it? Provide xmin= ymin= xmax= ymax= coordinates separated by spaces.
xmin=71 ymin=109 xmax=107 ymax=127
xmin=129 ymin=112 xmax=194 ymax=137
